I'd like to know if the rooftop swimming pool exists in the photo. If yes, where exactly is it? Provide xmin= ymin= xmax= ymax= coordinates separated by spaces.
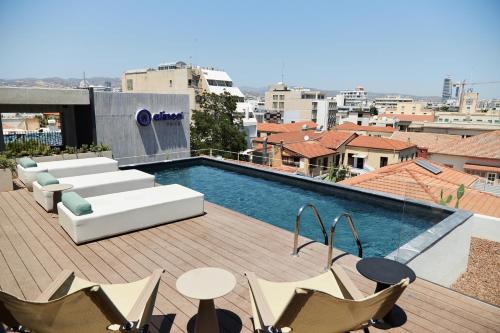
xmin=132 ymin=159 xmax=450 ymax=258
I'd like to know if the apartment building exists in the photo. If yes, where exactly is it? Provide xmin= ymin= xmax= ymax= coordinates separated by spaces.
xmin=459 ymin=91 xmax=479 ymax=113
xmin=382 ymin=101 xmax=433 ymax=115
xmin=264 ymin=82 xmax=333 ymax=125
xmin=122 ymin=61 xmax=245 ymax=113
xmin=335 ymin=86 xmax=371 ymax=126
xmin=435 ymin=111 xmax=500 ymax=126
xmin=374 ymin=96 xmax=413 ymax=113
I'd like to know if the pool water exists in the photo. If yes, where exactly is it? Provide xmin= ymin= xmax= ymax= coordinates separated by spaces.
xmin=150 ymin=164 xmax=439 ymax=257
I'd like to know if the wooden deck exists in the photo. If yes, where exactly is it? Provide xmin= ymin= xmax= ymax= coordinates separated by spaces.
xmin=0 ymin=188 xmax=499 ymax=333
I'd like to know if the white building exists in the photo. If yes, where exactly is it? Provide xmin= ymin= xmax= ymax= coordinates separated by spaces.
xmin=374 ymin=96 xmax=413 ymax=113
xmin=236 ymin=101 xmax=258 ymax=148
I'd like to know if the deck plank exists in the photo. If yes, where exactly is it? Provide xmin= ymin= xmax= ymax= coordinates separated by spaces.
xmin=0 ymin=189 xmax=499 ymax=333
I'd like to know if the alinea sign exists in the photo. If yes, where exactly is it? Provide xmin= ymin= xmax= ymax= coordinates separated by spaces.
xmin=135 ymin=109 xmax=183 ymax=126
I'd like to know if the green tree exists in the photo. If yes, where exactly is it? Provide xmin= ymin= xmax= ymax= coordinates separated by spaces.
xmin=369 ymin=106 xmax=378 ymax=115
xmin=190 ymin=92 xmax=247 ymax=155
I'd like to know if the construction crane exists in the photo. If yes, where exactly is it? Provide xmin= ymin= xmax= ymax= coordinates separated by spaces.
xmin=452 ymin=80 xmax=500 ymax=106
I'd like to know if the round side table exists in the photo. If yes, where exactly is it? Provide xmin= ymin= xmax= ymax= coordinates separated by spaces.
xmin=356 ymin=257 xmax=416 ymax=326
xmin=176 ymin=267 xmax=236 ymax=333
xmin=42 ymin=183 xmax=74 ymax=213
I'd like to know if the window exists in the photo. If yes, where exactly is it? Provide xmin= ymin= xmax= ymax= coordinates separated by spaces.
xmin=347 ymin=153 xmax=354 ymax=166
xmin=487 ymin=173 xmax=496 ymax=185
xmin=380 ymin=156 xmax=388 ymax=168
xmin=126 ymin=79 xmax=133 ymax=91
xmin=188 ymin=79 xmax=192 ymax=86
xmin=279 ymin=95 xmax=284 ymax=100
xmin=279 ymin=102 xmax=284 ymax=109
xmin=273 ymin=95 xmax=278 ymax=100
xmin=272 ymin=102 xmax=278 ymax=108
xmin=169 ymin=80 xmax=173 ymax=87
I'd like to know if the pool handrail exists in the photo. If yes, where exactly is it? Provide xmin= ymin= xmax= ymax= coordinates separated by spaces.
xmin=292 ymin=204 xmax=328 ymax=256
xmin=326 ymin=212 xmax=363 ymax=270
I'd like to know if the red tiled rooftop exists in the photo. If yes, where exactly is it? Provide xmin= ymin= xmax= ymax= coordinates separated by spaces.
xmin=431 ymin=130 xmax=500 ymax=160
xmin=391 ymin=132 xmax=462 ymax=151
xmin=257 ymin=121 xmax=317 ymax=133
xmin=254 ymin=130 xmax=323 ymax=145
xmin=336 ymin=122 xmax=395 ymax=133
xmin=463 ymin=164 xmax=500 ymax=173
xmin=284 ymin=141 xmax=335 ymax=158
xmin=347 ymin=136 xmax=416 ymax=151
xmin=341 ymin=159 xmax=500 ymax=217
xmin=316 ymin=131 xmax=357 ymax=149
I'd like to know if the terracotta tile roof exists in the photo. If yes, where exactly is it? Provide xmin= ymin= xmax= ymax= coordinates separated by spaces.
xmin=463 ymin=164 xmax=500 ymax=173
xmin=347 ymin=136 xmax=416 ymax=151
xmin=340 ymin=159 xmax=500 ymax=217
xmin=317 ymin=131 xmax=357 ymax=149
xmin=383 ymin=114 xmax=435 ymax=122
xmin=336 ymin=122 xmax=395 ymax=133
xmin=390 ymin=132 xmax=462 ymax=151
xmin=254 ymin=130 xmax=323 ymax=145
xmin=284 ymin=141 xmax=335 ymax=158
xmin=431 ymin=130 xmax=500 ymax=160
xmin=257 ymin=121 xmax=317 ymax=133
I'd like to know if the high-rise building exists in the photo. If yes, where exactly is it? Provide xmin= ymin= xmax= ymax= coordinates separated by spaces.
xmin=442 ymin=76 xmax=452 ymax=101
xmin=264 ymin=82 xmax=334 ymax=125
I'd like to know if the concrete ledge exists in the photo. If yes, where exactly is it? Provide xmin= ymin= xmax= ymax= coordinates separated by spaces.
xmin=0 ymin=87 xmax=90 ymax=105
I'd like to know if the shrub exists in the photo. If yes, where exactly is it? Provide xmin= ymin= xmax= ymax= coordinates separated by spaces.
xmin=0 ymin=155 xmax=16 ymax=172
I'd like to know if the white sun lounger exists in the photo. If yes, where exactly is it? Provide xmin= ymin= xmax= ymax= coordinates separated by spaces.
xmin=58 ymin=184 xmax=205 ymax=244
xmin=17 ymin=157 xmax=118 ymax=191
xmin=33 ymin=169 xmax=155 ymax=211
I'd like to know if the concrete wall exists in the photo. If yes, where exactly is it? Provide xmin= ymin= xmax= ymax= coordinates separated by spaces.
xmin=408 ymin=214 xmax=500 ymax=287
xmin=93 ymin=92 xmax=190 ymax=165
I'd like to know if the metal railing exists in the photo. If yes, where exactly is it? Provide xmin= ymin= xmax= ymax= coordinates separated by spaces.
xmin=291 ymin=204 xmax=328 ymax=256
xmin=113 ymin=147 xmax=355 ymax=181
xmin=3 ymin=130 xmax=63 ymax=147
xmin=326 ymin=212 xmax=363 ymax=270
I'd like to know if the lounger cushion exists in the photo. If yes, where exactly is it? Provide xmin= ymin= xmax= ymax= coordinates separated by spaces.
xmin=17 ymin=157 xmax=118 ymax=191
xmin=19 ymin=157 xmax=37 ymax=168
xmin=58 ymin=184 xmax=204 ymax=244
xmin=62 ymin=192 xmax=92 ymax=216
xmin=36 ymin=172 xmax=59 ymax=186
xmin=32 ymin=170 xmax=155 ymax=211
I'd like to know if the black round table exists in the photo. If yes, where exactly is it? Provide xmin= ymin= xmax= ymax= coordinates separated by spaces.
xmin=356 ymin=257 xmax=416 ymax=327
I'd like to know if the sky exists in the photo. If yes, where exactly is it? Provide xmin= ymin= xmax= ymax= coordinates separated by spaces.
xmin=1 ymin=0 xmax=500 ymax=98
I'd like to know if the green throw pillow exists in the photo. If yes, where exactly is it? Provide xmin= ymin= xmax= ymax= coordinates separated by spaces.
xmin=62 ymin=192 xmax=92 ymax=216
xmin=19 ymin=157 xmax=37 ymax=168
xmin=37 ymin=172 xmax=59 ymax=186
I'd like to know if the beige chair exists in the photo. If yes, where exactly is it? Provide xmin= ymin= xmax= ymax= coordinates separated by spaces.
xmin=0 ymin=269 xmax=164 ymax=333
xmin=245 ymin=265 xmax=409 ymax=333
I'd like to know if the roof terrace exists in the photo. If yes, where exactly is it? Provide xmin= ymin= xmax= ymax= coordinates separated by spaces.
xmin=1 ymin=186 xmax=499 ymax=332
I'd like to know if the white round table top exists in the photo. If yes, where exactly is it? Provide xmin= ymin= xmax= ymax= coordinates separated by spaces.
xmin=176 ymin=267 xmax=236 ymax=300
xmin=42 ymin=183 xmax=74 ymax=192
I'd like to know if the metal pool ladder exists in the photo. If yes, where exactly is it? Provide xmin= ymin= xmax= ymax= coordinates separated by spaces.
xmin=291 ymin=204 xmax=328 ymax=256
xmin=325 ymin=212 xmax=363 ymax=270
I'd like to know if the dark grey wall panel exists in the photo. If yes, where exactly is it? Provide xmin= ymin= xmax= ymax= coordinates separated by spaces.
xmin=94 ymin=92 xmax=190 ymax=165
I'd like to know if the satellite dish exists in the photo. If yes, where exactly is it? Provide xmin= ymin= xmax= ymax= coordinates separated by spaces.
xmin=304 ymin=135 xmax=310 ymax=141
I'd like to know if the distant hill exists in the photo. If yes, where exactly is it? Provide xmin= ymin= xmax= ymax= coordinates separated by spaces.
xmin=0 ymin=77 xmax=121 ymax=89
xmin=0 ymin=79 xmax=442 ymax=102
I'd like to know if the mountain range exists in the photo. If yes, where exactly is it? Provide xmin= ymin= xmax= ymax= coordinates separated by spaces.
xmin=0 ymin=77 xmax=441 ymax=101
